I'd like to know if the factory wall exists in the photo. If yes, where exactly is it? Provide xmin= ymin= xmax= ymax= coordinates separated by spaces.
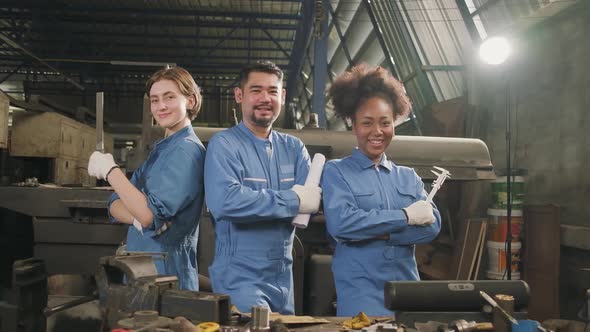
xmin=468 ymin=4 xmax=590 ymax=319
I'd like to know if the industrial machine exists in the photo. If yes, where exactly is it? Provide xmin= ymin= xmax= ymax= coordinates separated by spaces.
xmin=385 ymin=280 xmax=530 ymax=327
xmin=0 ymin=255 xmax=231 ymax=332
xmin=96 ymin=254 xmax=231 ymax=328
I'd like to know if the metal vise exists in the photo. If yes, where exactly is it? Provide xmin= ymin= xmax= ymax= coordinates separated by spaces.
xmin=0 ymin=258 xmax=48 ymax=332
xmin=96 ymin=254 xmax=231 ymax=327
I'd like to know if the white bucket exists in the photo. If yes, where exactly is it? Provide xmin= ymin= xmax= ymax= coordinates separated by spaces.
xmin=487 ymin=208 xmax=523 ymax=242
xmin=486 ymin=270 xmax=520 ymax=280
xmin=486 ymin=241 xmax=521 ymax=280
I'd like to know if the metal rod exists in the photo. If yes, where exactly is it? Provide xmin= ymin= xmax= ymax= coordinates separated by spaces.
xmin=454 ymin=0 xmax=481 ymax=42
xmin=327 ymin=1 xmax=354 ymax=67
xmin=506 ymin=75 xmax=512 ymax=280
xmin=96 ymin=92 xmax=104 ymax=152
xmin=43 ymin=293 xmax=98 ymax=317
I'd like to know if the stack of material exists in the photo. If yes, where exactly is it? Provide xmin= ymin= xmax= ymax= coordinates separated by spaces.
xmin=486 ymin=175 xmax=526 ymax=280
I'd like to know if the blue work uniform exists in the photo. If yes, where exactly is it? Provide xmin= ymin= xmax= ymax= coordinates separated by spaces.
xmin=204 ymin=122 xmax=310 ymax=314
xmin=321 ymin=148 xmax=441 ymax=316
xmin=108 ymin=125 xmax=205 ymax=291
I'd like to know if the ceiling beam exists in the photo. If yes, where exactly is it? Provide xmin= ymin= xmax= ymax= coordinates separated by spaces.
xmin=0 ymin=32 xmax=84 ymax=90
xmin=0 ymin=4 xmax=302 ymax=21
xmin=0 ymin=27 xmax=296 ymax=43
xmin=0 ymin=12 xmax=299 ymax=30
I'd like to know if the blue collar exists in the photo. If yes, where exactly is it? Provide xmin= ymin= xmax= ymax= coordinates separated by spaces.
xmin=154 ymin=125 xmax=193 ymax=149
xmin=237 ymin=121 xmax=274 ymax=146
xmin=351 ymin=148 xmax=393 ymax=171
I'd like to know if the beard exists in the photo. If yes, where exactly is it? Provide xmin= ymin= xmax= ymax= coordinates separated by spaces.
xmin=249 ymin=109 xmax=277 ymax=127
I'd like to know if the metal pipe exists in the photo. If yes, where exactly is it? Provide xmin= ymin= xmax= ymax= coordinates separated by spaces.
xmin=384 ymin=280 xmax=529 ymax=311
xmin=251 ymin=305 xmax=270 ymax=332
xmin=43 ymin=293 xmax=98 ymax=317
xmin=506 ymin=74 xmax=512 ymax=280
xmin=96 ymin=92 xmax=104 ymax=152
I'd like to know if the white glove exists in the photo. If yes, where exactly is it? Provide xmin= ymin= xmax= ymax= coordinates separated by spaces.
xmin=403 ymin=200 xmax=435 ymax=226
xmin=292 ymin=184 xmax=322 ymax=214
xmin=88 ymin=151 xmax=118 ymax=180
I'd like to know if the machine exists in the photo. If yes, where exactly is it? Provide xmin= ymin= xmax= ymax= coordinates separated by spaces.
xmin=384 ymin=280 xmax=530 ymax=327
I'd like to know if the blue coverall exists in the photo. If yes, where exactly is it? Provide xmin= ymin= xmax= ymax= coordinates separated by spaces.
xmin=109 ymin=125 xmax=205 ymax=291
xmin=204 ymin=122 xmax=310 ymax=314
xmin=321 ymin=148 xmax=441 ymax=316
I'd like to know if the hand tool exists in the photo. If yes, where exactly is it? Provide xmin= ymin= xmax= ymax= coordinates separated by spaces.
xmin=479 ymin=291 xmax=518 ymax=325
xmin=427 ymin=166 xmax=451 ymax=203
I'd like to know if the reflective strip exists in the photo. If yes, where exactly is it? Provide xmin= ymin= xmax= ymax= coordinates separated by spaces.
xmin=244 ymin=177 xmax=267 ymax=182
xmin=280 ymin=178 xmax=295 ymax=182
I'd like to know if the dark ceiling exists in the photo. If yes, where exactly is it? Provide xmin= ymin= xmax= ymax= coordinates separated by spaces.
xmin=0 ymin=0 xmax=312 ymax=99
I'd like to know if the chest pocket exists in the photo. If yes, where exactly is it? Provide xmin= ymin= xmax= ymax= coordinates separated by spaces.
xmin=395 ymin=184 xmax=418 ymax=209
xmin=279 ymin=164 xmax=295 ymax=190
xmin=352 ymin=190 xmax=377 ymax=211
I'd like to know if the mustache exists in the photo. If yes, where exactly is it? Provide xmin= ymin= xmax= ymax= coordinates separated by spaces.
xmin=254 ymin=103 xmax=272 ymax=108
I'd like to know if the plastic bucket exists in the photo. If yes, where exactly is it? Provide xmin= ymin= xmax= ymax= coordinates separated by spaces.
xmin=487 ymin=208 xmax=523 ymax=242
xmin=491 ymin=176 xmax=525 ymax=209
xmin=486 ymin=241 xmax=521 ymax=280
xmin=486 ymin=270 xmax=520 ymax=280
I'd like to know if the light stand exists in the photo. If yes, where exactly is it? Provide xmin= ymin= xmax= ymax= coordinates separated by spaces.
xmin=479 ymin=36 xmax=513 ymax=279
xmin=505 ymin=76 xmax=512 ymax=280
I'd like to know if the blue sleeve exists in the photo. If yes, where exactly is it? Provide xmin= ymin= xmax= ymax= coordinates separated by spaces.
xmin=321 ymin=162 xmax=408 ymax=242
xmin=107 ymin=167 xmax=141 ymax=223
xmin=388 ymin=171 xmax=441 ymax=245
xmin=204 ymin=135 xmax=301 ymax=223
xmin=144 ymin=144 xmax=205 ymax=230
xmin=294 ymin=139 xmax=311 ymax=185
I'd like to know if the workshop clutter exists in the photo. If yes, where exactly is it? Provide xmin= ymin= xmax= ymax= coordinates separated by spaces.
xmin=486 ymin=241 xmax=521 ymax=280
xmin=487 ymin=208 xmax=523 ymax=242
xmin=486 ymin=209 xmax=524 ymax=280
xmin=491 ymin=175 xmax=525 ymax=209
xmin=486 ymin=209 xmax=524 ymax=279
xmin=486 ymin=172 xmax=527 ymax=280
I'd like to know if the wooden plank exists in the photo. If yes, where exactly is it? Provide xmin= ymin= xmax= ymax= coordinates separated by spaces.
xmin=453 ymin=218 xmax=471 ymax=279
xmin=523 ymin=204 xmax=560 ymax=321
xmin=451 ymin=218 xmax=487 ymax=280
xmin=471 ymin=221 xmax=487 ymax=280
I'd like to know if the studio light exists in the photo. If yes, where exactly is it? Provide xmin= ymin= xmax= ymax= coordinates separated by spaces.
xmin=479 ymin=35 xmax=516 ymax=280
xmin=479 ymin=36 xmax=511 ymax=65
